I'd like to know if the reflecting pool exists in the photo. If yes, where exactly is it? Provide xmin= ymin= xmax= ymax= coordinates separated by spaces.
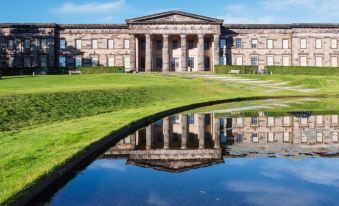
xmin=33 ymin=98 xmax=339 ymax=206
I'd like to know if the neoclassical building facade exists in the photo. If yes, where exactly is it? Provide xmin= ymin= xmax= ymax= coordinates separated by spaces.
xmin=1 ymin=10 xmax=339 ymax=72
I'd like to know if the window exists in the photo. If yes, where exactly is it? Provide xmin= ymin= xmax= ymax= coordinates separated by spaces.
xmin=333 ymin=132 xmax=338 ymax=142
xmin=316 ymin=132 xmax=323 ymax=143
xmin=59 ymin=56 xmax=66 ymax=67
xmin=251 ymin=57 xmax=258 ymax=66
xmin=91 ymin=56 xmax=98 ymax=66
xmin=140 ymin=39 xmax=146 ymax=49
xmin=282 ymin=56 xmax=290 ymax=66
xmin=24 ymin=57 xmax=31 ymax=67
xmin=251 ymin=39 xmax=258 ymax=49
xmin=283 ymin=116 xmax=290 ymax=125
xmin=60 ymin=39 xmax=66 ymax=49
xmin=300 ymin=56 xmax=307 ymax=66
xmin=236 ymin=133 xmax=243 ymax=142
xmin=75 ymin=39 xmax=82 ymax=49
xmin=204 ymin=40 xmax=209 ymax=50
xmin=331 ymin=56 xmax=338 ymax=67
xmin=8 ymin=39 xmax=14 ymax=50
xmin=155 ymin=57 xmax=162 ymax=68
xmin=92 ymin=39 xmax=98 ymax=49
xmin=252 ymin=133 xmax=259 ymax=143
xmin=283 ymin=132 xmax=290 ymax=142
xmin=282 ymin=39 xmax=289 ymax=49
xmin=268 ymin=132 xmax=274 ymax=142
xmin=108 ymin=39 xmax=114 ymax=49
xmin=156 ymin=40 xmax=162 ymax=50
xmin=267 ymin=117 xmax=274 ymax=126
xmin=267 ymin=39 xmax=273 ymax=49
xmin=188 ymin=114 xmax=195 ymax=124
xmin=188 ymin=40 xmax=194 ymax=49
xmin=188 ymin=57 xmax=194 ymax=68
xmin=24 ymin=39 xmax=31 ymax=49
xmin=316 ymin=115 xmax=323 ymax=125
xmin=108 ymin=57 xmax=115 ymax=67
xmin=235 ymin=39 xmax=242 ymax=48
xmin=40 ymin=56 xmax=47 ymax=67
xmin=301 ymin=133 xmax=307 ymax=143
xmin=41 ymin=39 xmax=47 ymax=49
xmin=172 ymin=40 xmax=178 ymax=49
xmin=124 ymin=39 xmax=130 ymax=49
xmin=220 ymin=39 xmax=226 ymax=49
xmin=315 ymin=56 xmax=323 ymax=67
xmin=235 ymin=56 xmax=243 ymax=65
xmin=300 ymin=117 xmax=308 ymax=125
xmin=75 ymin=56 xmax=82 ymax=67
xmin=315 ymin=38 xmax=322 ymax=49
xmin=236 ymin=118 xmax=243 ymax=125
xmin=300 ymin=38 xmax=307 ymax=49
xmin=331 ymin=39 xmax=338 ymax=49
xmin=267 ymin=56 xmax=274 ymax=66
xmin=251 ymin=117 xmax=258 ymax=125
xmin=219 ymin=56 xmax=225 ymax=65
xmin=204 ymin=57 xmax=210 ymax=69
xmin=332 ymin=115 xmax=338 ymax=124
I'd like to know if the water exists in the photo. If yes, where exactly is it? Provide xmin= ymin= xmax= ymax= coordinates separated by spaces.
xmin=33 ymin=98 xmax=339 ymax=206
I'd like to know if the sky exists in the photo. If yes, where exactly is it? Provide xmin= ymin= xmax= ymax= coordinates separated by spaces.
xmin=0 ymin=0 xmax=339 ymax=24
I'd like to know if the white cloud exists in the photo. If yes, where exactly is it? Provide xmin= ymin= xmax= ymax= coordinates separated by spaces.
xmin=103 ymin=15 xmax=113 ymax=22
xmin=224 ymin=4 xmax=246 ymax=12
xmin=92 ymin=160 xmax=126 ymax=172
xmin=54 ymin=0 xmax=125 ymax=14
xmin=260 ymin=0 xmax=316 ymax=10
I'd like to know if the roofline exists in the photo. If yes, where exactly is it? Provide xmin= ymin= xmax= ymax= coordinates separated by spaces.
xmin=0 ymin=23 xmax=128 ymax=29
xmin=126 ymin=10 xmax=224 ymax=24
xmin=223 ymin=23 xmax=339 ymax=29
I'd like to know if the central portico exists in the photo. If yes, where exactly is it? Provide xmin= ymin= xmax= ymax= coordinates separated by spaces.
xmin=126 ymin=11 xmax=224 ymax=72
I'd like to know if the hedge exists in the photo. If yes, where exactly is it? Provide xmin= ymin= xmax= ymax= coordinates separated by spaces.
xmin=267 ymin=66 xmax=339 ymax=76
xmin=78 ymin=66 xmax=124 ymax=74
xmin=215 ymin=65 xmax=258 ymax=74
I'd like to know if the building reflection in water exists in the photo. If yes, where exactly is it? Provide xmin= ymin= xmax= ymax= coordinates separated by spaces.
xmin=102 ymin=112 xmax=339 ymax=172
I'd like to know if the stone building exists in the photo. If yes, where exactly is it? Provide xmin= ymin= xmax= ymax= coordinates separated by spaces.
xmin=1 ymin=10 xmax=339 ymax=71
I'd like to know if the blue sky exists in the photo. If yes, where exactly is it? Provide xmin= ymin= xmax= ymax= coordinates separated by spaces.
xmin=1 ymin=0 xmax=338 ymax=24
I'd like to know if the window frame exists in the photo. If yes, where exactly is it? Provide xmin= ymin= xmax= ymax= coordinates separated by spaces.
xmin=267 ymin=39 xmax=273 ymax=49
xmin=315 ymin=38 xmax=322 ymax=49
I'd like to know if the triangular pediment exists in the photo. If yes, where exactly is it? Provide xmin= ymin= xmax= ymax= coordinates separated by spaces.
xmin=126 ymin=10 xmax=224 ymax=24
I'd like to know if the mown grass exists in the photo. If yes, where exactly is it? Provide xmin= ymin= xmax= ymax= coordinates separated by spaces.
xmin=0 ymin=73 xmax=338 ymax=205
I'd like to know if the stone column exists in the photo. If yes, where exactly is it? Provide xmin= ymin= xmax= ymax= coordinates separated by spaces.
xmin=180 ymin=115 xmax=188 ymax=149
xmin=198 ymin=113 xmax=205 ymax=149
xmin=213 ymin=115 xmax=220 ymax=149
xmin=145 ymin=34 xmax=152 ymax=72
xmin=213 ymin=34 xmax=220 ymax=70
xmin=130 ymin=133 xmax=136 ymax=150
xmin=163 ymin=117 xmax=170 ymax=149
xmin=129 ymin=34 xmax=136 ymax=72
xmin=162 ymin=34 xmax=169 ymax=72
xmin=180 ymin=34 xmax=187 ymax=72
xmin=146 ymin=125 xmax=152 ymax=150
xmin=197 ymin=34 xmax=205 ymax=71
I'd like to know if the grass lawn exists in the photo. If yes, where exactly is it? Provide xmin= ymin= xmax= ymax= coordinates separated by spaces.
xmin=0 ymin=73 xmax=338 ymax=205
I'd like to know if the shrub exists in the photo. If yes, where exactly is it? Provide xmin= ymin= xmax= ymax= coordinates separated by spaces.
xmin=215 ymin=65 xmax=258 ymax=74
xmin=267 ymin=66 xmax=339 ymax=76
xmin=78 ymin=66 xmax=124 ymax=74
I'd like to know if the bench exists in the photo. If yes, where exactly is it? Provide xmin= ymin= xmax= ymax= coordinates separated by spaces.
xmin=229 ymin=70 xmax=240 ymax=74
xmin=68 ymin=70 xmax=82 ymax=75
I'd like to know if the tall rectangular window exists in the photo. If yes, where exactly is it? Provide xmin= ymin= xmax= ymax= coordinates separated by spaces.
xmin=92 ymin=39 xmax=98 ymax=49
xmin=267 ymin=56 xmax=274 ymax=66
xmin=219 ymin=56 xmax=225 ymax=65
xmin=188 ymin=40 xmax=194 ymax=49
xmin=301 ymin=133 xmax=308 ymax=143
xmin=91 ymin=56 xmax=98 ymax=66
xmin=108 ymin=57 xmax=115 ymax=66
xmin=251 ymin=39 xmax=258 ymax=49
xmin=188 ymin=57 xmax=194 ymax=68
xmin=60 ymin=39 xmax=66 ymax=49
xmin=220 ymin=39 xmax=226 ymax=49
xmin=332 ymin=115 xmax=338 ymax=124
xmin=188 ymin=114 xmax=195 ymax=124
xmin=251 ymin=117 xmax=258 ymax=125
xmin=235 ymin=39 xmax=242 ymax=48
xmin=59 ymin=56 xmax=66 ymax=67
xmin=316 ymin=115 xmax=323 ymax=125
xmin=124 ymin=39 xmax=130 ymax=49
xmin=75 ymin=39 xmax=82 ymax=49
xmin=315 ymin=38 xmax=322 ymax=49
xmin=331 ymin=56 xmax=338 ymax=67
xmin=331 ymin=39 xmax=338 ymax=49
xmin=8 ymin=39 xmax=14 ymax=50
xmin=41 ymin=39 xmax=47 ymax=49
xmin=282 ymin=39 xmax=289 ymax=49
xmin=204 ymin=40 xmax=209 ymax=50
xmin=108 ymin=39 xmax=114 ymax=49
xmin=268 ymin=132 xmax=274 ymax=142
xmin=172 ymin=40 xmax=178 ymax=49
xmin=24 ymin=39 xmax=31 ymax=49
xmin=40 ymin=56 xmax=47 ymax=67
xmin=300 ymin=56 xmax=307 ymax=66
xmin=300 ymin=38 xmax=307 ymax=49
xmin=283 ymin=132 xmax=290 ymax=142
xmin=236 ymin=56 xmax=243 ymax=65
xmin=282 ymin=56 xmax=290 ymax=66
xmin=155 ymin=57 xmax=162 ymax=68
xmin=315 ymin=56 xmax=323 ymax=67
xmin=267 ymin=117 xmax=274 ymax=126
xmin=75 ymin=56 xmax=82 ymax=67
xmin=252 ymin=133 xmax=259 ymax=143
xmin=300 ymin=117 xmax=308 ymax=125
xmin=156 ymin=40 xmax=163 ymax=50
xmin=204 ymin=57 xmax=210 ymax=69
xmin=236 ymin=134 xmax=243 ymax=142
xmin=316 ymin=132 xmax=323 ymax=143
xmin=24 ymin=57 xmax=31 ymax=67
xmin=283 ymin=116 xmax=290 ymax=125
xmin=267 ymin=39 xmax=273 ymax=49
xmin=332 ymin=132 xmax=338 ymax=142
xmin=251 ymin=57 xmax=258 ymax=66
